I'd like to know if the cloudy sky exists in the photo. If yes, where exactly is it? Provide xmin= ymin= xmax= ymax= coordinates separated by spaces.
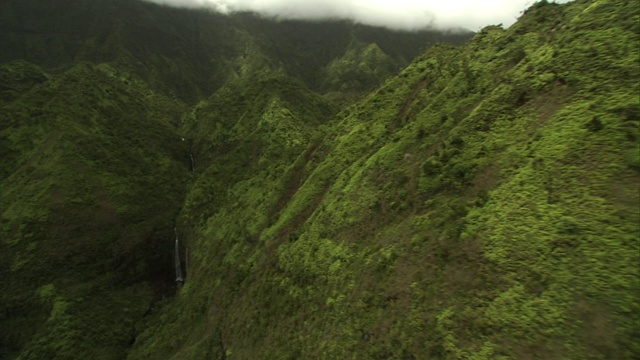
xmin=144 ymin=0 xmax=572 ymax=30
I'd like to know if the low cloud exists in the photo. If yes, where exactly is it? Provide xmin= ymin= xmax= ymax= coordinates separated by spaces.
xmin=145 ymin=0 xmax=572 ymax=31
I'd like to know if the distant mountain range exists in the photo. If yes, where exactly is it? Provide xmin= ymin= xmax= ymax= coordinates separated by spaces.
xmin=0 ymin=0 xmax=471 ymax=101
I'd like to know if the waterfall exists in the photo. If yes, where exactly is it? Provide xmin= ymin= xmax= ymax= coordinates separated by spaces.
xmin=174 ymin=227 xmax=184 ymax=283
xmin=189 ymin=153 xmax=195 ymax=172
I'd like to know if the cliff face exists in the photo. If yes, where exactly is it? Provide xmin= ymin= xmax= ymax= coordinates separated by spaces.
xmin=1 ymin=0 xmax=639 ymax=359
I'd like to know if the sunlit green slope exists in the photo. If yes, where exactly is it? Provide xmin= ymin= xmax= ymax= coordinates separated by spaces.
xmin=130 ymin=0 xmax=639 ymax=359
xmin=0 ymin=1 xmax=473 ymax=358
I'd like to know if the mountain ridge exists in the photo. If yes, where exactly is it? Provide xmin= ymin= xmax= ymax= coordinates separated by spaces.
xmin=1 ymin=0 xmax=639 ymax=359
xmin=0 ymin=0 xmax=472 ymax=102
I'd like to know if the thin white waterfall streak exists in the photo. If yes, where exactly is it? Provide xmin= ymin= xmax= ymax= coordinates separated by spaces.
xmin=174 ymin=227 xmax=184 ymax=282
xmin=189 ymin=153 xmax=195 ymax=172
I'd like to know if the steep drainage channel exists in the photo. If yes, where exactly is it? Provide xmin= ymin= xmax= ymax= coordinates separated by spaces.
xmin=174 ymin=226 xmax=184 ymax=283
xmin=174 ymin=137 xmax=194 ymax=285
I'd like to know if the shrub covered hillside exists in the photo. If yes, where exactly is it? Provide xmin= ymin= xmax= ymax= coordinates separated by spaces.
xmin=1 ymin=0 xmax=638 ymax=359
xmin=0 ymin=62 xmax=190 ymax=358
xmin=129 ymin=0 xmax=640 ymax=359
xmin=0 ymin=1 xmax=471 ymax=358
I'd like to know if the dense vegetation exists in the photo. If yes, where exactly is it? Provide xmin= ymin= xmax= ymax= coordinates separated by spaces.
xmin=1 ymin=0 xmax=638 ymax=359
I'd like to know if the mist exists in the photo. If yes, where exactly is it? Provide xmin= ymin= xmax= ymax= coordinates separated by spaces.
xmin=144 ymin=0 xmax=573 ymax=31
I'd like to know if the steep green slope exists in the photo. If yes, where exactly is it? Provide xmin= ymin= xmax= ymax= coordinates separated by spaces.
xmin=2 ymin=0 xmax=638 ymax=359
xmin=232 ymin=13 xmax=470 ymax=93
xmin=0 ymin=62 xmax=190 ymax=359
xmin=0 ymin=2 xmax=475 ymax=358
xmin=323 ymin=41 xmax=399 ymax=103
xmin=127 ymin=66 xmax=337 ymax=359
xmin=129 ymin=0 xmax=639 ymax=358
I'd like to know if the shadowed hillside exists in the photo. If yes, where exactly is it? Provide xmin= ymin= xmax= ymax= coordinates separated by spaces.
xmin=0 ymin=0 xmax=471 ymax=102
xmin=1 ymin=0 xmax=639 ymax=359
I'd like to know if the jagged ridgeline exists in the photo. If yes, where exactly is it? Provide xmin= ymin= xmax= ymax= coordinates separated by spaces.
xmin=0 ymin=0 xmax=638 ymax=359
xmin=0 ymin=0 xmax=470 ymax=102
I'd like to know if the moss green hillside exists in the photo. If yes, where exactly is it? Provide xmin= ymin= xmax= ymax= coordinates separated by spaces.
xmin=0 ymin=1 xmax=472 ymax=358
xmin=0 ymin=62 xmax=190 ymax=359
xmin=129 ymin=0 xmax=639 ymax=359
xmin=1 ymin=0 xmax=638 ymax=359
xmin=323 ymin=41 xmax=399 ymax=104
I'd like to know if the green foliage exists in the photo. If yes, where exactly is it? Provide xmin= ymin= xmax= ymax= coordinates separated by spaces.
xmin=130 ymin=1 xmax=639 ymax=359
xmin=323 ymin=42 xmax=399 ymax=98
xmin=2 ymin=0 xmax=639 ymax=359
xmin=0 ymin=0 xmax=471 ymax=103
xmin=0 ymin=62 xmax=189 ymax=359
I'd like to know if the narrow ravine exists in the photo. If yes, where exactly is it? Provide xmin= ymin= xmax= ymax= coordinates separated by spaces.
xmin=174 ymin=227 xmax=184 ymax=283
